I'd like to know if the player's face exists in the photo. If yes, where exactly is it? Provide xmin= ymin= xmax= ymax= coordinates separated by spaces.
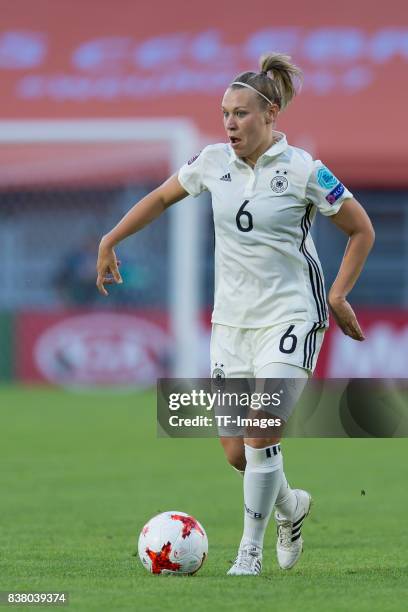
xmin=222 ymin=88 xmax=277 ymax=159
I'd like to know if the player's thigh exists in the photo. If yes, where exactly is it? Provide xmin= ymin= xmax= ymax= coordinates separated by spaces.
xmin=244 ymin=362 xmax=310 ymax=448
xmin=256 ymin=362 xmax=309 ymax=378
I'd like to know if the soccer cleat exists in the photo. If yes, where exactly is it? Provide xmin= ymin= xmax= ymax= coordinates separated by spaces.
xmin=275 ymin=489 xmax=312 ymax=570
xmin=227 ymin=544 xmax=263 ymax=576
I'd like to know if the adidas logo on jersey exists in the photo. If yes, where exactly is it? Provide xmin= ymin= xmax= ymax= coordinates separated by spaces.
xmin=219 ymin=173 xmax=231 ymax=181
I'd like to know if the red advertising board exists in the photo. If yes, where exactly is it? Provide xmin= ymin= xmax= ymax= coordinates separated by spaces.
xmin=1 ymin=0 xmax=408 ymax=185
xmin=16 ymin=310 xmax=172 ymax=387
xmin=315 ymin=309 xmax=408 ymax=378
xmin=15 ymin=308 xmax=408 ymax=387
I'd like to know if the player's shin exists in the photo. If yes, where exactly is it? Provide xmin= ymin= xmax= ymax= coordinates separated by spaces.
xmin=274 ymin=470 xmax=297 ymax=519
xmin=240 ymin=442 xmax=283 ymax=549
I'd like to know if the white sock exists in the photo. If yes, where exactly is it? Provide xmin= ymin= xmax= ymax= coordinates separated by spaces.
xmin=234 ymin=456 xmax=297 ymax=520
xmin=240 ymin=443 xmax=283 ymax=550
xmin=274 ymin=471 xmax=297 ymax=520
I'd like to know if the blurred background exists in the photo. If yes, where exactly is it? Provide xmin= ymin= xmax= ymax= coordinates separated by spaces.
xmin=0 ymin=0 xmax=407 ymax=389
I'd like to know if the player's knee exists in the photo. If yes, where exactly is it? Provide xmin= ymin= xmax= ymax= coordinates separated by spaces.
xmin=228 ymin=453 xmax=246 ymax=471
xmin=245 ymin=436 xmax=281 ymax=449
xmin=220 ymin=438 xmax=246 ymax=471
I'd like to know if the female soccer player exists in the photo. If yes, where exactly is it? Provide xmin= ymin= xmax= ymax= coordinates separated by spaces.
xmin=96 ymin=53 xmax=375 ymax=576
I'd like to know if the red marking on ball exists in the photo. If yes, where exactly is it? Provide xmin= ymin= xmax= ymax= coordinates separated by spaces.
xmin=146 ymin=542 xmax=181 ymax=574
xmin=171 ymin=514 xmax=205 ymax=538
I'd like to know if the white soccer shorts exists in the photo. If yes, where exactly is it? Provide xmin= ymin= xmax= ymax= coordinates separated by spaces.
xmin=210 ymin=320 xmax=325 ymax=378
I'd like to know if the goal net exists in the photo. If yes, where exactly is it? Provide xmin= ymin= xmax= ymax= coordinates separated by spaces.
xmin=0 ymin=119 xmax=209 ymax=387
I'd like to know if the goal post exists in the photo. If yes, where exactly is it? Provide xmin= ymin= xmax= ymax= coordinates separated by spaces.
xmin=0 ymin=119 xmax=204 ymax=378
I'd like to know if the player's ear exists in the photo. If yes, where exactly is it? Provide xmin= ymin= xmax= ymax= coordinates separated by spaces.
xmin=264 ymin=104 xmax=279 ymax=124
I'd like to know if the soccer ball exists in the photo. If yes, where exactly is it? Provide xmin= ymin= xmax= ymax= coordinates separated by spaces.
xmin=138 ymin=510 xmax=208 ymax=575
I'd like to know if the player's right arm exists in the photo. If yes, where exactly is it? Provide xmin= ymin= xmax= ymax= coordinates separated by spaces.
xmin=96 ymin=175 xmax=188 ymax=296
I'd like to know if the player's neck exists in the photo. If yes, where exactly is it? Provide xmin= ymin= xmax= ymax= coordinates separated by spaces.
xmin=243 ymin=133 xmax=279 ymax=168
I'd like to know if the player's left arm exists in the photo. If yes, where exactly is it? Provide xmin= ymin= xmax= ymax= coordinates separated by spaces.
xmin=328 ymin=197 xmax=375 ymax=341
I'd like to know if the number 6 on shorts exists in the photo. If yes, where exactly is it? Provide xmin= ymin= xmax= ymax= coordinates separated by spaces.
xmin=279 ymin=325 xmax=298 ymax=354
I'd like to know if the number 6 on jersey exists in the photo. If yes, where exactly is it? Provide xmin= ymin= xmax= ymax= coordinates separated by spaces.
xmin=236 ymin=200 xmax=253 ymax=232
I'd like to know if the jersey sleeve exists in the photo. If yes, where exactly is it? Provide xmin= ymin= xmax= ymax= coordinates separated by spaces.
xmin=305 ymin=160 xmax=353 ymax=216
xmin=178 ymin=149 xmax=208 ymax=197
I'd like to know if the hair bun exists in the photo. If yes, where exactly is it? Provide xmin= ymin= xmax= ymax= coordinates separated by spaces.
xmin=258 ymin=52 xmax=303 ymax=110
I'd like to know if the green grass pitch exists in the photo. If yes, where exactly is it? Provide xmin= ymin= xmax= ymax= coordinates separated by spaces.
xmin=0 ymin=386 xmax=407 ymax=611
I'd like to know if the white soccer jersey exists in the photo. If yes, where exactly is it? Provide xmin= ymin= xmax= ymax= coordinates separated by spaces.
xmin=178 ymin=132 xmax=353 ymax=328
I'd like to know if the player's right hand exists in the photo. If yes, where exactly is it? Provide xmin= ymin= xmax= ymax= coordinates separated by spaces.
xmin=96 ymin=238 xmax=123 ymax=296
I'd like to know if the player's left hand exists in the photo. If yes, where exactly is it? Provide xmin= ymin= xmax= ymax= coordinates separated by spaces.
xmin=328 ymin=295 xmax=365 ymax=341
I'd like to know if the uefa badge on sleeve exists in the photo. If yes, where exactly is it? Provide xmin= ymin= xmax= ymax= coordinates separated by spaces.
xmin=317 ymin=166 xmax=339 ymax=190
